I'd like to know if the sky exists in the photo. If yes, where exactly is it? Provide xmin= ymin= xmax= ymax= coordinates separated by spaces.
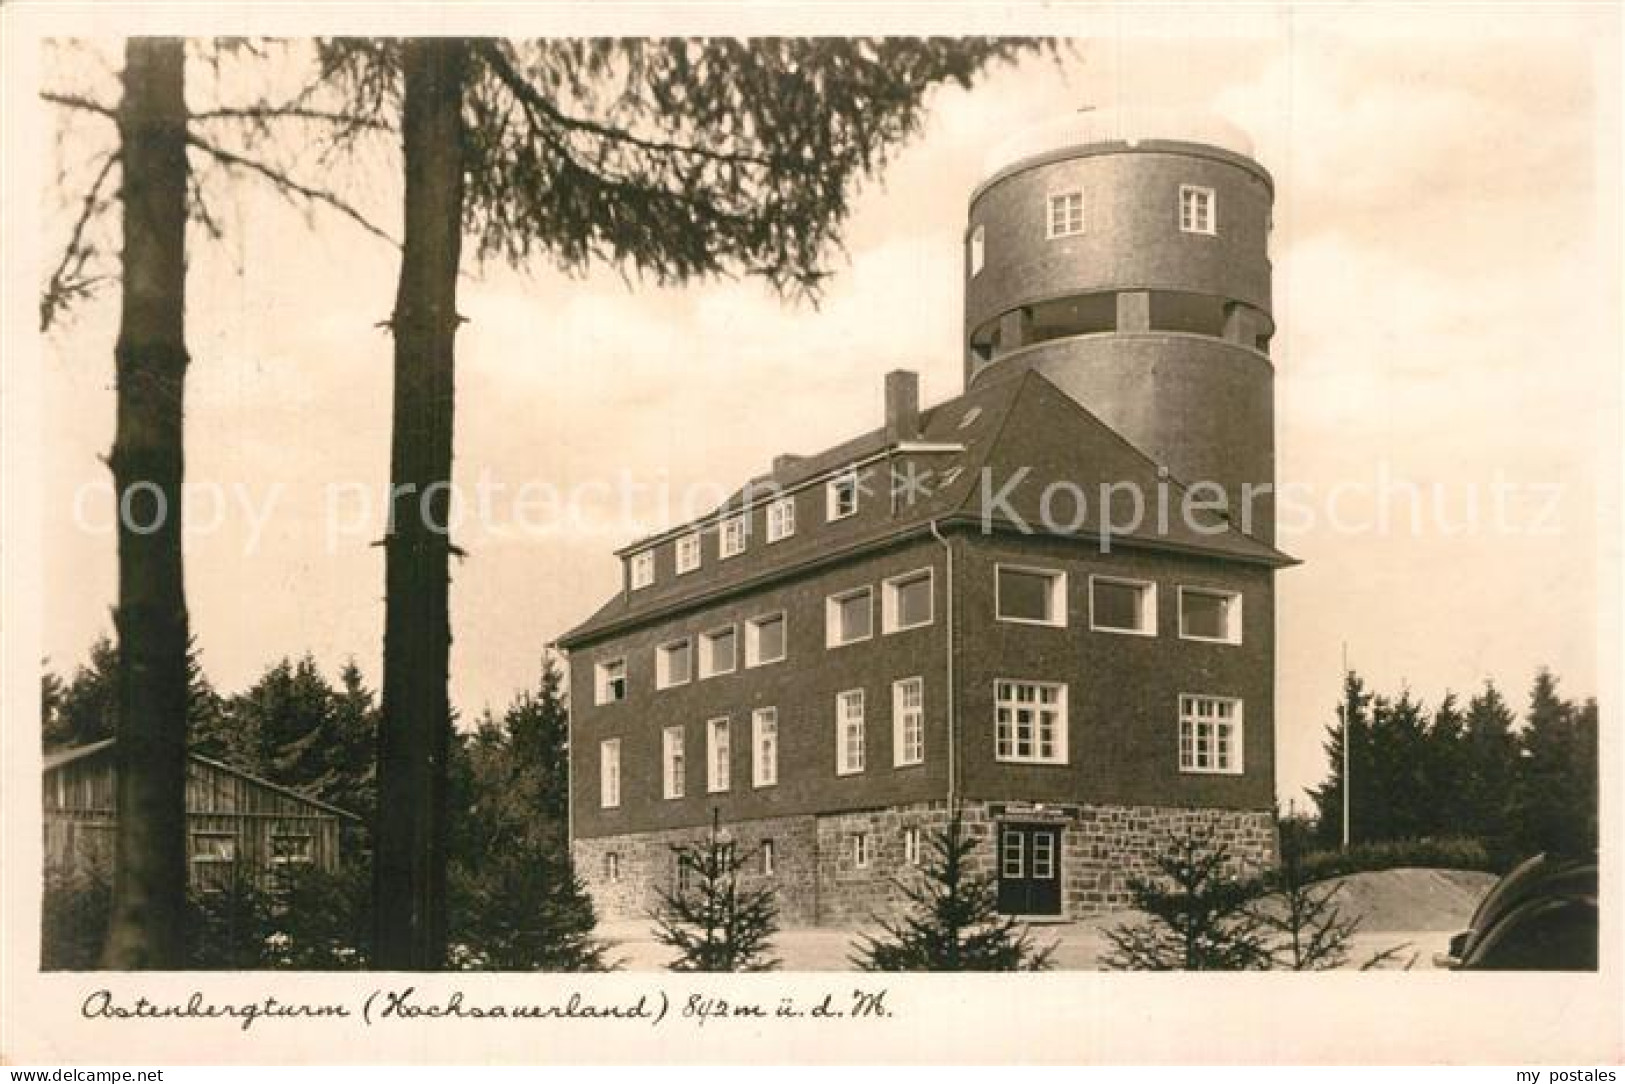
xmin=32 ymin=9 xmax=1621 ymax=807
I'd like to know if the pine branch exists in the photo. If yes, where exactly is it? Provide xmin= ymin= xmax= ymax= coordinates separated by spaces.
xmin=41 ymin=148 xmax=119 ymax=331
xmin=183 ymin=131 xmax=396 ymax=247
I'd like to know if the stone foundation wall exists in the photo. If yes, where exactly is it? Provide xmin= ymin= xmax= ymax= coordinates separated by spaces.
xmin=574 ymin=801 xmax=1277 ymax=927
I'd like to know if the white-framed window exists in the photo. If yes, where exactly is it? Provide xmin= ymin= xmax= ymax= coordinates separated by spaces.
xmin=1179 ymin=694 xmax=1244 ymax=774
xmin=1178 ymin=586 xmax=1242 ymax=644
xmin=827 ymin=469 xmax=860 ymax=521
xmin=995 ymin=565 xmax=1067 ymax=627
xmin=761 ymin=839 xmax=776 ymax=876
xmin=599 ymin=739 xmax=621 ymax=808
xmin=1047 ymin=190 xmax=1085 ymax=238
xmin=1180 ymin=184 xmax=1216 ymax=235
xmin=662 ymin=725 xmax=685 ymax=799
xmin=745 ymin=612 xmax=787 ymax=667
xmin=893 ymin=676 xmax=925 ymax=767
xmin=882 ymin=568 xmax=934 ymax=633
xmin=752 ymin=707 xmax=779 ymax=788
xmin=656 ymin=638 xmax=692 ymax=689
xmin=969 ymin=224 xmax=985 ymax=277
xmin=271 ymin=834 xmax=313 ymax=865
xmin=604 ymin=852 xmax=621 ymax=883
xmin=719 ymin=514 xmax=749 ymax=559
xmin=699 ymin=625 xmax=737 ymax=677
xmin=191 ymin=831 xmax=236 ymax=864
xmin=676 ymin=531 xmax=702 ymax=574
xmin=826 ymin=586 xmax=874 ymax=647
xmin=707 ymin=716 xmax=731 ymax=793
xmin=594 ymin=658 xmax=627 ymax=705
xmin=836 ymin=689 xmax=866 ymax=775
xmin=903 ymin=826 xmax=923 ymax=866
xmin=629 ymin=551 xmax=655 ymax=591
xmin=1089 ymin=575 xmax=1157 ymax=636
xmin=852 ymin=832 xmax=871 ymax=868
xmin=767 ymin=496 xmax=796 ymax=542
xmin=994 ymin=679 xmax=1068 ymax=764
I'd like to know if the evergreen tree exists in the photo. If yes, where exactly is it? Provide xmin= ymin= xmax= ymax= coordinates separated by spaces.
xmin=851 ymin=815 xmax=1055 ymax=972
xmin=1421 ymin=693 xmax=1467 ymax=837
xmin=1101 ymin=828 xmax=1269 ymax=971
xmin=1311 ymin=671 xmax=1372 ymax=848
xmin=447 ymin=656 xmax=608 ymax=971
xmin=1457 ymin=681 xmax=1520 ymax=852
xmin=1512 ymin=670 xmax=1598 ymax=858
xmin=42 ymin=636 xmax=120 ymax=750
xmin=650 ymin=817 xmax=780 ymax=973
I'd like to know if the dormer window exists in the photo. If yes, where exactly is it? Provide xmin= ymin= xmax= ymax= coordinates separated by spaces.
xmin=827 ymin=469 xmax=859 ymax=521
xmin=767 ymin=497 xmax=796 ymax=542
xmin=720 ymin=515 xmax=748 ymax=559
xmin=1180 ymin=185 xmax=1216 ymax=235
xmin=1047 ymin=190 xmax=1085 ymax=238
xmin=629 ymin=551 xmax=654 ymax=590
xmin=676 ymin=532 xmax=702 ymax=574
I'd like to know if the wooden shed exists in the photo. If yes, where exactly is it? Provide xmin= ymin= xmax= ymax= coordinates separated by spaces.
xmin=43 ymin=739 xmax=359 ymax=889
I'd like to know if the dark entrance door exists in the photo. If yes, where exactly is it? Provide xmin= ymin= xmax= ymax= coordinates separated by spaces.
xmin=996 ymin=823 xmax=1062 ymax=916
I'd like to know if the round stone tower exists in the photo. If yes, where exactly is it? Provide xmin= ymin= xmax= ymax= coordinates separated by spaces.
xmin=963 ymin=109 xmax=1276 ymax=542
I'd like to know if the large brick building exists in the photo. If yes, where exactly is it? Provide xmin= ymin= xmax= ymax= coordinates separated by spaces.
xmin=559 ymin=111 xmax=1295 ymax=924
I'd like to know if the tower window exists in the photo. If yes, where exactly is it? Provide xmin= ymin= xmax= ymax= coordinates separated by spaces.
xmin=1047 ymin=190 xmax=1085 ymax=238
xmin=599 ymin=739 xmax=621 ymax=808
xmin=827 ymin=469 xmax=860 ymax=520
xmin=1180 ymin=185 xmax=1216 ymax=235
xmin=969 ymin=224 xmax=985 ymax=277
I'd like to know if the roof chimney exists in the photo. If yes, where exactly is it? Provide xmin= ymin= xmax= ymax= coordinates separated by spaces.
xmin=885 ymin=370 xmax=920 ymax=442
xmin=772 ymin=453 xmax=803 ymax=474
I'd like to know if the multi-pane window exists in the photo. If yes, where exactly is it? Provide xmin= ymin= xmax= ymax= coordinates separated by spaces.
xmin=657 ymin=638 xmax=692 ymax=689
xmin=826 ymin=586 xmax=873 ymax=647
xmin=662 ymin=726 xmax=685 ymax=799
xmin=852 ymin=832 xmax=871 ymax=868
xmin=1090 ymin=575 xmax=1157 ymax=635
xmin=1047 ymin=190 xmax=1085 ymax=238
xmin=192 ymin=832 xmax=236 ymax=863
xmin=1179 ymin=586 xmax=1242 ymax=644
xmin=699 ymin=626 xmax=737 ymax=677
xmin=630 ymin=551 xmax=654 ymax=590
xmin=746 ymin=612 xmax=786 ymax=667
xmin=1002 ymin=831 xmax=1024 ymax=878
xmin=996 ymin=565 xmax=1067 ymax=626
xmin=761 ymin=839 xmax=776 ymax=876
xmin=1180 ymin=185 xmax=1216 ymax=235
xmin=595 ymin=658 xmax=627 ymax=705
xmin=836 ymin=689 xmax=866 ymax=775
xmin=676 ymin=532 xmax=702 ymax=574
xmin=882 ymin=569 xmax=933 ymax=633
xmin=707 ymin=717 xmax=731 ymax=793
xmin=827 ymin=469 xmax=860 ymax=520
xmin=752 ymin=707 xmax=779 ymax=788
xmin=893 ymin=677 xmax=925 ymax=767
xmin=720 ymin=515 xmax=749 ymax=559
xmin=994 ymin=680 xmax=1068 ymax=764
xmin=969 ymin=224 xmax=985 ymax=276
xmin=767 ymin=496 xmax=796 ymax=542
xmin=903 ymin=826 xmax=923 ymax=866
xmin=1179 ymin=695 xmax=1243 ymax=774
xmin=271 ymin=834 xmax=313 ymax=865
xmin=599 ymin=739 xmax=621 ymax=808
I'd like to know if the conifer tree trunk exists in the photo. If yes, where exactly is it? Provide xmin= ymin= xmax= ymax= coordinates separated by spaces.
xmin=102 ymin=37 xmax=191 ymax=970
xmin=373 ymin=39 xmax=467 ymax=970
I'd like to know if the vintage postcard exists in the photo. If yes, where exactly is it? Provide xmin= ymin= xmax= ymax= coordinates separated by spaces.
xmin=1 ymin=1 xmax=1620 ymax=1068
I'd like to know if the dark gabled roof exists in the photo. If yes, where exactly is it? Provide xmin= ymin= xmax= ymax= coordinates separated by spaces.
xmin=559 ymin=368 xmax=1294 ymax=648
xmin=41 ymin=738 xmax=362 ymax=822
